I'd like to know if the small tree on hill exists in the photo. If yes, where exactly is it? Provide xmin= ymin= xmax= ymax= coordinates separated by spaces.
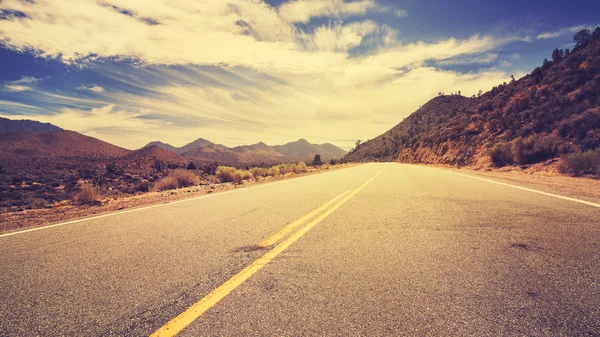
xmin=312 ymin=154 xmax=323 ymax=166
xmin=573 ymin=29 xmax=591 ymax=48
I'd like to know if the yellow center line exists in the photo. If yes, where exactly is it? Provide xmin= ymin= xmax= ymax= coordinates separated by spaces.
xmin=257 ymin=190 xmax=351 ymax=248
xmin=150 ymin=166 xmax=386 ymax=337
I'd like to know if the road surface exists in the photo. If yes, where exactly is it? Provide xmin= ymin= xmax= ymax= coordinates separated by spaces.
xmin=1 ymin=163 xmax=599 ymax=336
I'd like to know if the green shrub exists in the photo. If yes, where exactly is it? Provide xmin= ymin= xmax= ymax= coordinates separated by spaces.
xmin=558 ymin=149 xmax=600 ymax=176
xmin=295 ymin=162 xmax=308 ymax=173
xmin=490 ymin=142 xmax=513 ymax=167
xmin=268 ymin=166 xmax=280 ymax=176
xmin=216 ymin=166 xmax=237 ymax=182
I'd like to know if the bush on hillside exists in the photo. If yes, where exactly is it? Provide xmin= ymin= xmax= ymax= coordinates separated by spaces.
xmin=558 ymin=149 xmax=600 ymax=176
xmin=75 ymin=184 xmax=100 ymax=205
xmin=152 ymin=169 xmax=200 ymax=191
xmin=153 ymin=176 xmax=178 ymax=191
xmin=216 ymin=166 xmax=237 ymax=182
xmin=490 ymin=142 xmax=513 ymax=167
xmin=170 ymin=169 xmax=200 ymax=187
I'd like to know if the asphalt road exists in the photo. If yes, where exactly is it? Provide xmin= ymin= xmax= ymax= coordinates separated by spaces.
xmin=1 ymin=163 xmax=600 ymax=336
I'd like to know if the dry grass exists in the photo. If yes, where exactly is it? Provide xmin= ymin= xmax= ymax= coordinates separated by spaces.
xmin=152 ymin=169 xmax=200 ymax=191
xmin=153 ymin=176 xmax=178 ymax=191
xmin=170 ymin=169 xmax=200 ymax=187
xmin=74 ymin=184 xmax=100 ymax=205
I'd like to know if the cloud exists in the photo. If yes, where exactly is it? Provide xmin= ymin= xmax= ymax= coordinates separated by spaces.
xmin=0 ymin=0 xmax=522 ymax=149
xmin=278 ymin=0 xmax=379 ymax=23
xmin=78 ymin=85 xmax=105 ymax=93
xmin=536 ymin=24 xmax=597 ymax=40
xmin=2 ymin=76 xmax=42 ymax=91
xmin=437 ymin=53 xmax=499 ymax=65
xmin=4 ymin=84 xmax=33 ymax=92
xmin=394 ymin=9 xmax=408 ymax=17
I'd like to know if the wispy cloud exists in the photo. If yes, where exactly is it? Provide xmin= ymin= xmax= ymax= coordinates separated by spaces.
xmin=78 ymin=85 xmax=105 ymax=93
xmin=0 ymin=0 xmax=522 ymax=149
xmin=2 ymin=76 xmax=42 ymax=91
xmin=437 ymin=53 xmax=499 ymax=65
xmin=536 ymin=24 xmax=597 ymax=40
xmin=4 ymin=84 xmax=33 ymax=92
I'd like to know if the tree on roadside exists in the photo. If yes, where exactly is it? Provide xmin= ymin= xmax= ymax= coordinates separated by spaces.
xmin=312 ymin=154 xmax=323 ymax=166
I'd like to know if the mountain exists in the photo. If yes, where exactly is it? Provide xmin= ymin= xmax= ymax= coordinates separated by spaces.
xmin=272 ymin=139 xmax=347 ymax=161
xmin=126 ymin=145 xmax=186 ymax=163
xmin=231 ymin=142 xmax=285 ymax=163
xmin=152 ymin=137 xmax=347 ymax=164
xmin=178 ymin=138 xmax=213 ymax=154
xmin=0 ymin=130 xmax=130 ymax=160
xmin=181 ymin=143 xmax=247 ymax=164
xmin=143 ymin=138 xmax=213 ymax=155
xmin=144 ymin=141 xmax=179 ymax=154
xmin=0 ymin=117 xmax=62 ymax=134
xmin=346 ymin=27 xmax=600 ymax=169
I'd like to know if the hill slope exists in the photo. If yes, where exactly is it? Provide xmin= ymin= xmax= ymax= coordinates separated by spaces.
xmin=346 ymin=27 xmax=600 ymax=170
xmin=0 ymin=117 xmax=62 ymax=134
xmin=0 ymin=130 xmax=130 ymax=160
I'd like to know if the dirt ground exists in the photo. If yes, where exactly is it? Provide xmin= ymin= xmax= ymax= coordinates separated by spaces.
xmin=447 ymin=165 xmax=600 ymax=205
xmin=0 ymin=164 xmax=355 ymax=234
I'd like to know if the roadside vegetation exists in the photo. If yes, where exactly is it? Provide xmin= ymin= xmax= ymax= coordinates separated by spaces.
xmin=344 ymin=27 xmax=600 ymax=179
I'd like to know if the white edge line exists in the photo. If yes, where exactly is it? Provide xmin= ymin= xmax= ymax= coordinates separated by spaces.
xmin=445 ymin=170 xmax=600 ymax=208
xmin=0 ymin=164 xmax=365 ymax=239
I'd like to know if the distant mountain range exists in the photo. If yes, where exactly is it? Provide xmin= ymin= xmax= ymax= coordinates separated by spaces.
xmin=0 ymin=116 xmax=346 ymax=167
xmin=143 ymin=138 xmax=347 ymax=164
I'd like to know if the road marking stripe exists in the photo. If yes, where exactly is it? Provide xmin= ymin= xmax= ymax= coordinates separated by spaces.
xmin=150 ymin=167 xmax=385 ymax=337
xmin=257 ymin=190 xmax=350 ymax=248
xmin=0 ymin=165 xmax=366 ymax=239
xmin=448 ymin=171 xmax=600 ymax=208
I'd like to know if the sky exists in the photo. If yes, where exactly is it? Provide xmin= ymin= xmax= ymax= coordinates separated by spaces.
xmin=0 ymin=0 xmax=598 ymax=150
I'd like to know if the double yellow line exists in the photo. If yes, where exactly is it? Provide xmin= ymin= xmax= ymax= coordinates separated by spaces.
xmin=151 ymin=167 xmax=385 ymax=337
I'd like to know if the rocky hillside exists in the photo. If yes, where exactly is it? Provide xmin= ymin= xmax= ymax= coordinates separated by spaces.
xmin=0 ymin=117 xmax=62 ymax=134
xmin=345 ymin=27 xmax=600 ymax=172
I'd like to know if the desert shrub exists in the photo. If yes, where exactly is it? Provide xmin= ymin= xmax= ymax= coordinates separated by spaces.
xmin=105 ymin=162 xmax=124 ymax=176
xmin=295 ymin=162 xmax=308 ymax=173
xmin=250 ymin=167 xmax=268 ymax=179
xmin=136 ymin=181 xmax=151 ymax=192
xmin=170 ymin=169 xmax=200 ymax=187
xmin=74 ymin=185 xmax=100 ymax=205
xmin=513 ymin=134 xmax=566 ymax=164
xmin=558 ymin=149 xmax=600 ymax=176
xmin=216 ymin=166 xmax=237 ymax=182
xmin=153 ymin=176 xmax=178 ymax=191
xmin=187 ymin=161 xmax=197 ymax=170
xmin=268 ymin=166 xmax=280 ymax=176
xmin=231 ymin=170 xmax=252 ymax=184
xmin=583 ymin=128 xmax=600 ymax=150
xmin=278 ymin=163 xmax=295 ymax=175
xmin=490 ymin=142 xmax=513 ymax=167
